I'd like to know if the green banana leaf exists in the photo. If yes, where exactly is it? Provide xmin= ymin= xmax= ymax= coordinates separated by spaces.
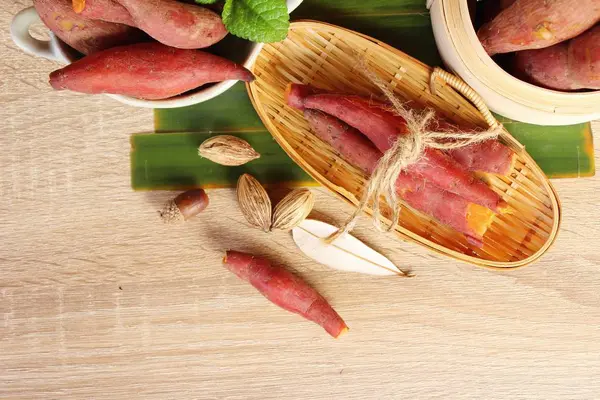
xmin=131 ymin=129 xmax=315 ymax=190
xmin=143 ymin=0 xmax=594 ymax=191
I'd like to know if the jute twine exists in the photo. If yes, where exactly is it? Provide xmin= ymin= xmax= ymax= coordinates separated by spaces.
xmin=326 ymin=60 xmax=503 ymax=243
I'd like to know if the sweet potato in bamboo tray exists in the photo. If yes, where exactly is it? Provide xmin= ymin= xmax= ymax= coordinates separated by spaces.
xmin=246 ymin=21 xmax=561 ymax=268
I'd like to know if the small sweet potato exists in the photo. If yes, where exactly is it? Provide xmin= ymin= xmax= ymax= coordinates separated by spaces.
xmin=290 ymin=84 xmax=514 ymax=176
xmin=478 ymin=0 xmax=600 ymax=55
xmin=514 ymin=25 xmax=600 ymax=91
xmin=73 ymin=0 xmax=134 ymax=26
xmin=49 ymin=42 xmax=255 ymax=100
xmin=480 ymin=0 xmax=516 ymax=25
xmin=304 ymin=109 xmax=494 ymax=245
xmin=34 ymin=0 xmax=144 ymax=55
xmin=302 ymin=93 xmax=505 ymax=212
xmin=114 ymin=0 xmax=228 ymax=49
xmin=223 ymin=250 xmax=348 ymax=338
xmin=285 ymin=83 xmax=327 ymax=110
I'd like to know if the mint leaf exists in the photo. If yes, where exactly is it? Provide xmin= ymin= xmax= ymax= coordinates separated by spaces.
xmin=222 ymin=0 xmax=290 ymax=43
xmin=195 ymin=0 xmax=219 ymax=4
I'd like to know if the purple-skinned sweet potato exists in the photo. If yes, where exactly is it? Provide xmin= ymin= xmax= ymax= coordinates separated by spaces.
xmin=72 ymin=0 xmax=134 ymax=26
xmin=33 ymin=0 xmax=143 ymax=55
xmin=514 ymin=25 xmax=600 ymax=91
xmin=478 ymin=0 xmax=600 ymax=55
xmin=114 ymin=0 xmax=228 ymax=49
xmin=49 ymin=42 xmax=254 ymax=100
xmin=300 ymin=93 xmax=505 ymax=212
xmin=304 ymin=109 xmax=494 ymax=245
xmin=224 ymin=250 xmax=348 ymax=338
xmin=289 ymin=84 xmax=514 ymax=176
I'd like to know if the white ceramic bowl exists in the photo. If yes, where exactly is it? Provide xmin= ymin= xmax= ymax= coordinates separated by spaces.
xmin=428 ymin=0 xmax=600 ymax=126
xmin=10 ymin=0 xmax=303 ymax=109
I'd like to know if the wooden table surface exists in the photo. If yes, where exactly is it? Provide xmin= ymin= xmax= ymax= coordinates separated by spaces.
xmin=2 ymin=2 xmax=600 ymax=399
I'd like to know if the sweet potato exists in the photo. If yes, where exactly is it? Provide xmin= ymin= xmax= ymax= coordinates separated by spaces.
xmin=305 ymin=109 xmax=494 ymax=245
xmin=430 ymin=119 xmax=515 ymax=175
xmin=49 ymin=42 xmax=255 ymax=100
xmin=73 ymin=0 xmax=134 ymax=26
xmin=301 ymin=93 xmax=505 ymax=212
xmin=513 ymin=25 xmax=600 ymax=91
xmin=289 ymin=84 xmax=514 ymax=175
xmin=480 ymin=0 xmax=516 ymax=25
xmin=285 ymin=83 xmax=327 ymax=110
xmin=33 ymin=0 xmax=143 ymax=55
xmin=478 ymin=0 xmax=600 ymax=55
xmin=114 ymin=0 xmax=228 ymax=49
xmin=223 ymin=250 xmax=348 ymax=338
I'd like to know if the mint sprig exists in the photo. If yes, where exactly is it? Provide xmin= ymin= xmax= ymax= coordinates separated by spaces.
xmin=222 ymin=0 xmax=290 ymax=43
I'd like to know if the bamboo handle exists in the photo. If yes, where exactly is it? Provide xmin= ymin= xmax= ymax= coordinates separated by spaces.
xmin=429 ymin=67 xmax=499 ymax=129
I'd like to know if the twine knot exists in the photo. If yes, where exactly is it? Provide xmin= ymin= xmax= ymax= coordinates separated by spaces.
xmin=325 ymin=62 xmax=503 ymax=243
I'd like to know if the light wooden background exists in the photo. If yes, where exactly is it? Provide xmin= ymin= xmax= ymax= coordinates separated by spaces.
xmin=2 ymin=2 xmax=600 ymax=399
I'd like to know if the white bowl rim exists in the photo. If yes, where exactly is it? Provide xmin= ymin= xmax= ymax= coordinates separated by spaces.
xmin=427 ymin=0 xmax=600 ymax=125
xmin=10 ymin=0 xmax=304 ymax=109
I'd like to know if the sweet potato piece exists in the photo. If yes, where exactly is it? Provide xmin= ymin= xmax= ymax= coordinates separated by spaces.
xmin=73 ymin=0 xmax=134 ymax=26
xmin=114 ymin=0 xmax=227 ymax=49
xmin=447 ymin=141 xmax=514 ymax=176
xmin=302 ymin=93 xmax=504 ymax=212
xmin=290 ymin=84 xmax=514 ymax=176
xmin=49 ymin=42 xmax=255 ymax=100
xmin=480 ymin=0 xmax=516 ymax=25
xmin=33 ymin=0 xmax=143 ymax=55
xmin=477 ymin=0 xmax=600 ymax=55
xmin=514 ymin=25 xmax=600 ymax=91
xmin=285 ymin=83 xmax=327 ymax=111
xmin=223 ymin=250 xmax=348 ymax=338
xmin=305 ymin=109 xmax=494 ymax=245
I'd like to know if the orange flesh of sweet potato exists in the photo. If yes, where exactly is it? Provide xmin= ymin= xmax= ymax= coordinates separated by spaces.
xmin=114 ymin=0 xmax=227 ymax=49
xmin=514 ymin=25 xmax=600 ymax=91
xmin=33 ymin=0 xmax=144 ymax=55
xmin=73 ymin=0 xmax=134 ymax=26
xmin=477 ymin=0 xmax=600 ymax=55
xmin=49 ymin=42 xmax=255 ymax=100
xmin=223 ymin=251 xmax=348 ymax=338
xmin=304 ymin=109 xmax=494 ymax=245
xmin=301 ymin=93 xmax=504 ymax=212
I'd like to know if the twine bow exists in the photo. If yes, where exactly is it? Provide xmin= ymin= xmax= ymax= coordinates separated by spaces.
xmin=326 ymin=62 xmax=503 ymax=243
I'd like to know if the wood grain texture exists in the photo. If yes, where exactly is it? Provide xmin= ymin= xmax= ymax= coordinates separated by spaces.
xmin=2 ymin=1 xmax=600 ymax=399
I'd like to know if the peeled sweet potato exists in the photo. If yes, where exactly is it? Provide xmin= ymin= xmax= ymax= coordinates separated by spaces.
xmin=304 ymin=109 xmax=494 ymax=245
xmin=514 ymin=25 xmax=600 ymax=91
xmin=114 ymin=0 xmax=228 ymax=49
xmin=478 ymin=0 xmax=600 ymax=55
xmin=49 ymin=42 xmax=255 ymax=100
xmin=73 ymin=0 xmax=134 ymax=26
xmin=33 ymin=0 xmax=143 ymax=55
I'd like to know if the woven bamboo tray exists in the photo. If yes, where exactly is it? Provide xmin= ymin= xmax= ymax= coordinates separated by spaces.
xmin=246 ymin=21 xmax=562 ymax=269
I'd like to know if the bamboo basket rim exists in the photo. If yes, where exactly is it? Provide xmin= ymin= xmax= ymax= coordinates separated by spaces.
xmin=438 ymin=0 xmax=600 ymax=115
xmin=246 ymin=20 xmax=562 ymax=269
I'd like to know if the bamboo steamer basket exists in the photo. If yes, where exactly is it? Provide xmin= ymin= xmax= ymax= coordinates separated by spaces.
xmin=246 ymin=21 xmax=561 ymax=268
xmin=428 ymin=0 xmax=600 ymax=126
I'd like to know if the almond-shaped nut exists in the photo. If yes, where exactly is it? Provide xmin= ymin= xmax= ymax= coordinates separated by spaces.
xmin=198 ymin=135 xmax=260 ymax=166
xmin=272 ymin=189 xmax=315 ymax=231
xmin=237 ymin=174 xmax=272 ymax=232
